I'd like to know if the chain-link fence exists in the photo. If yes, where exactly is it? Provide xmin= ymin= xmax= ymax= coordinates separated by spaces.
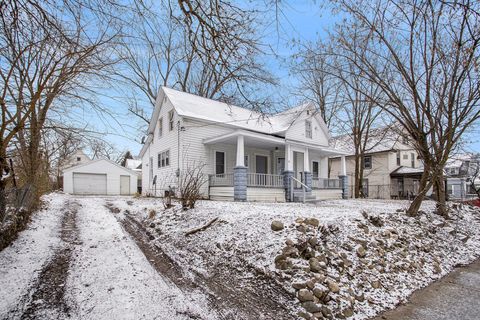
xmin=0 ymin=185 xmax=37 ymax=251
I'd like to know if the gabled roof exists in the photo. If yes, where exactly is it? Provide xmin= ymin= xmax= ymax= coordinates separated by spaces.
xmin=330 ymin=126 xmax=413 ymax=156
xmin=140 ymin=87 xmax=333 ymax=157
xmin=62 ymin=158 xmax=138 ymax=176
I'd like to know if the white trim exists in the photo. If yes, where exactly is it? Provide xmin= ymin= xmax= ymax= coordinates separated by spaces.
xmin=203 ymin=129 xmax=285 ymax=145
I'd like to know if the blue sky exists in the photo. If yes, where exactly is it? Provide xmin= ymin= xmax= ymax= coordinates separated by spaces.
xmin=94 ymin=1 xmax=479 ymax=156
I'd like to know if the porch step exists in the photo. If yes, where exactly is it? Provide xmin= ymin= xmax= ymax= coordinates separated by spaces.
xmin=293 ymin=191 xmax=317 ymax=202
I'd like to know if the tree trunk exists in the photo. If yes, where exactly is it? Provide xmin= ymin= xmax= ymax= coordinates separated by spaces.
xmin=433 ymin=169 xmax=448 ymax=218
xmin=354 ymin=154 xmax=361 ymax=198
xmin=407 ymin=166 xmax=430 ymax=216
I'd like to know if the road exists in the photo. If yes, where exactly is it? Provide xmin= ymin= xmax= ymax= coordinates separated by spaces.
xmin=374 ymin=259 xmax=480 ymax=320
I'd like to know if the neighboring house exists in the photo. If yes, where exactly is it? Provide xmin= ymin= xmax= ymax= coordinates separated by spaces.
xmin=138 ymin=87 xmax=348 ymax=202
xmin=125 ymin=158 xmax=142 ymax=193
xmin=60 ymin=149 xmax=91 ymax=170
xmin=63 ymin=159 xmax=138 ymax=195
xmin=329 ymin=128 xmax=424 ymax=199
xmin=445 ymin=154 xmax=480 ymax=199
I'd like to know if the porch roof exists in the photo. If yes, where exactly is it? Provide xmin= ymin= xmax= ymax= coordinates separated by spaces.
xmin=203 ymin=129 xmax=348 ymax=156
xmin=390 ymin=166 xmax=424 ymax=178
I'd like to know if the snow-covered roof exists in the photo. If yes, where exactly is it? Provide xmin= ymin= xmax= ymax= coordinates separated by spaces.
xmin=390 ymin=166 xmax=424 ymax=175
xmin=163 ymin=87 xmax=294 ymax=134
xmin=62 ymin=158 xmax=138 ymax=175
xmin=445 ymin=153 xmax=476 ymax=168
xmin=125 ymin=159 xmax=141 ymax=171
xmin=329 ymin=126 xmax=412 ymax=156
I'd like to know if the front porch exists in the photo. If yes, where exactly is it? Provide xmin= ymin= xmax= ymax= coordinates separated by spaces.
xmin=204 ymin=130 xmax=348 ymax=202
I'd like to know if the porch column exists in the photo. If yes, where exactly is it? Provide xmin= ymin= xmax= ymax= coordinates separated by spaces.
xmin=234 ymin=135 xmax=247 ymax=201
xmin=283 ymin=143 xmax=294 ymax=202
xmin=339 ymin=155 xmax=348 ymax=199
xmin=303 ymin=147 xmax=312 ymax=191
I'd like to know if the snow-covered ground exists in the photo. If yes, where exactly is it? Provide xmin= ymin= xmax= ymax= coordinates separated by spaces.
xmin=109 ymin=197 xmax=480 ymax=319
xmin=66 ymin=197 xmax=216 ymax=320
xmin=0 ymin=193 xmax=66 ymax=317
xmin=2 ymin=194 xmax=480 ymax=320
xmin=0 ymin=195 xmax=218 ymax=319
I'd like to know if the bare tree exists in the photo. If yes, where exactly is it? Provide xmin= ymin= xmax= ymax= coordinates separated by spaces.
xmin=291 ymin=42 xmax=343 ymax=129
xmin=117 ymin=0 xmax=277 ymax=125
xmin=89 ymin=139 xmax=124 ymax=164
xmin=178 ymin=163 xmax=208 ymax=210
xmin=329 ymin=0 xmax=480 ymax=216
xmin=1 ymin=0 xmax=117 ymax=202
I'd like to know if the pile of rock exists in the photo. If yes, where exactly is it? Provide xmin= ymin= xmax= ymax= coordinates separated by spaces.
xmin=271 ymin=206 xmax=480 ymax=319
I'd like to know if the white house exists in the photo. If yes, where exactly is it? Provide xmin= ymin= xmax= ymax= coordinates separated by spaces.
xmin=139 ymin=87 xmax=348 ymax=202
xmin=63 ymin=159 xmax=138 ymax=195
xmin=60 ymin=149 xmax=91 ymax=170
xmin=329 ymin=127 xmax=424 ymax=199
xmin=125 ymin=158 xmax=142 ymax=193
xmin=445 ymin=154 xmax=480 ymax=199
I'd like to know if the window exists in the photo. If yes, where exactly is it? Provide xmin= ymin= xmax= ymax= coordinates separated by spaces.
xmin=305 ymin=120 xmax=312 ymax=139
xmin=411 ymin=153 xmax=415 ymax=168
xmin=77 ymin=157 xmax=81 ymax=162
xmin=403 ymin=154 xmax=408 ymax=160
xmin=312 ymin=161 xmax=319 ymax=178
xmin=157 ymin=150 xmax=170 ymax=168
xmin=158 ymin=117 xmax=163 ymax=137
xmin=215 ymin=151 xmax=225 ymax=174
xmin=396 ymin=151 xmax=401 ymax=166
xmin=244 ymin=155 xmax=249 ymax=167
xmin=363 ymin=156 xmax=372 ymax=169
xmin=168 ymin=110 xmax=174 ymax=131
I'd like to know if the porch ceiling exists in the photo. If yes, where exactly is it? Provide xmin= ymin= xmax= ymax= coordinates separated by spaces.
xmin=203 ymin=130 xmax=285 ymax=148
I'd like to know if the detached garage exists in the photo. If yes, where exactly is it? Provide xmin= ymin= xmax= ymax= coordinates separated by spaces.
xmin=63 ymin=159 xmax=138 ymax=195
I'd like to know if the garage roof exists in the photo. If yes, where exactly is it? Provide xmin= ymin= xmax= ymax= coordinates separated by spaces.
xmin=62 ymin=158 xmax=138 ymax=175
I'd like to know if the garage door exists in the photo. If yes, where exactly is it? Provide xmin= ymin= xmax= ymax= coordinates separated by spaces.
xmin=73 ymin=173 xmax=107 ymax=195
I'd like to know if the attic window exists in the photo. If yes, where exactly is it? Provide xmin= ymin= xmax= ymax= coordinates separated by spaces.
xmin=305 ymin=120 xmax=312 ymax=139
xmin=77 ymin=157 xmax=81 ymax=161
xmin=168 ymin=110 xmax=174 ymax=131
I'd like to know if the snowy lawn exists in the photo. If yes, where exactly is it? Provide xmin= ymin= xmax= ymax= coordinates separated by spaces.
xmin=109 ymin=197 xmax=480 ymax=320
xmin=0 ymin=193 xmax=67 ymax=317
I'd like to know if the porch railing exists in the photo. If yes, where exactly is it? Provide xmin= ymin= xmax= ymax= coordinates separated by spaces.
xmin=312 ymin=178 xmax=342 ymax=189
xmin=208 ymin=173 xmax=234 ymax=187
xmin=247 ymin=173 xmax=284 ymax=188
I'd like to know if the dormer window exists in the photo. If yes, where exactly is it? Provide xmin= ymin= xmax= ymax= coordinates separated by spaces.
xmin=305 ymin=120 xmax=312 ymax=139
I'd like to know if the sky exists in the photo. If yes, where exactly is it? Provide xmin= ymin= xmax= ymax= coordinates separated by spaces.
xmin=92 ymin=1 xmax=480 ymax=156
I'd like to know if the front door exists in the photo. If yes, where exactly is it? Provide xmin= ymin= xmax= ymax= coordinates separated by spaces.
xmin=255 ymin=155 xmax=268 ymax=174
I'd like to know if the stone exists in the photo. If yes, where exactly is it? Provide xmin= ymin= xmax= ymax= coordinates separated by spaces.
xmin=285 ymin=238 xmax=295 ymax=246
xmin=282 ymin=246 xmax=299 ymax=258
xmin=326 ymin=279 xmax=340 ymax=293
xmin=354 ymin=291 xmax=365 ymax=302
xmin=297 ymin=311 xmax=312 ymax=319
xmin=342 ymin=308 xmax=354 ymax=318
xmin=313 ymin=284 xmax=329 ymax=300
xmin=433 ymin=262 xmax=442 ymax=274
xmin=309 ymin=258 xmax=324 ymax=273
xmin=292 ymin=282 xmax=307 ymax=290
xmin=306 ymin=279 xmax=317 ymax=289
xmin=371 ymin=280 xmax=381 ymax=289
xmin=298 ymin=289 xmax=314 ymax=302
xmin=296 ymin=217 xmax=305 ymax=224
xmin=271 ymin=220 xmax=284 ymax=231
xmin=305 ymin=217 xmax=320 ymax=227
xmin=308 ymin=237 xmax=319 ymax=247
xmin=321 ymin=306 xmax=332 ymax=317
xmin=356 ymin=245 xmax=367 ymax=258
xmin=302 ymin=301 xmax=322 ymax=313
